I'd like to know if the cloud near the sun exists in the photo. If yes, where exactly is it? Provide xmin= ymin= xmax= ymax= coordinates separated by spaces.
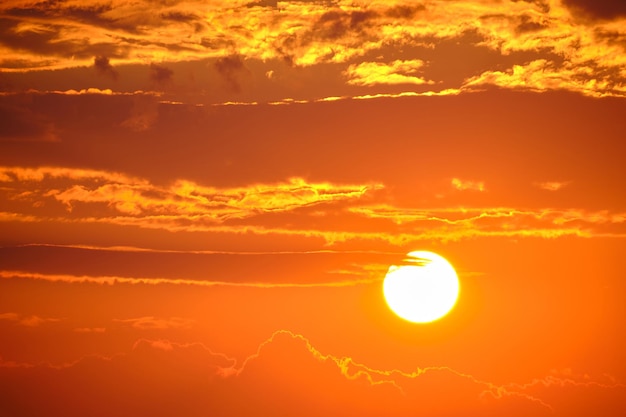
xmin=1 ymin=329 xmax=623 ymax=417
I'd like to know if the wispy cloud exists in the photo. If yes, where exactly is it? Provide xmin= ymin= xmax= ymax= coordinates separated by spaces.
xmin=114 ymin=316 xmax=194 ymax=330
xmin=0 ymin=270 xmax=382 ymax=288
xmin=0 ymin=312 xmax=60 ymax=327
xmin=534 ymin=181 xmax=571 ymax=191
xmin=451 ymin=178 xmax=486 ymax=192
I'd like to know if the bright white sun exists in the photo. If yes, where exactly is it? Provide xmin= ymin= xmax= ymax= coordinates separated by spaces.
xmin=383 ymin=251 xmax=459 ymax=323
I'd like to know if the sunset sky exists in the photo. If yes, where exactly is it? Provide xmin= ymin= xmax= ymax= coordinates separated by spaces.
xmin=1 ymin=0 xmax=626 ymax=416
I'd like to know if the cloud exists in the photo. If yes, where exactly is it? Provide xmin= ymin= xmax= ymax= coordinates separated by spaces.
xmin=535 ymin=181 xmax=570 ymax=191
xmin=0 ymin=166 xmax=381 ymax=220
xmin=114 ymin=316 xmax=194 ymax=330
xmin=93 ymin=55 xmax=118 ymax=79
xmin=0 ymin=270 xmax=381 ymax=288
xmin=1 ymin=330 xmax=623 ymax=416
xmin=0 ymin=103 xmax=58 ymax=142
xmin=1 ymin=0 xmax=625 ymax=97
xmin=74 ymin=327 xmax=106 ymax=333
xmin=461 ymin=59 xmax=625 ymax=98
xmin=0 ymin=312 xmax=60 ymax=327
xmin=1 ymin=166 xmax=625 ymax=247
xmin=344 ymin=60 xmax=433 ymax=86
xmin=451 ymin=178 xmax=485 ymax=192
xmin=120 ymin=95 xmax=160 ymax=131
xmin=562 ymin=0 xmax=626 ymax=21
xmin=214 ymin=55 xmax=248 ymax=92
xmin=149 ymin=63 xmax=174 ymax=85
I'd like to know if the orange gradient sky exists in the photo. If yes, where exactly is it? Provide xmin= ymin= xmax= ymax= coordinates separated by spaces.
xmin=1 ymin=1 xmax=626 ymax=416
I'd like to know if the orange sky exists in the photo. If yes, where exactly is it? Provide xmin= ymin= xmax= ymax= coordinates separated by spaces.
xmin=1 ymin=1 xmax=626 ymax=416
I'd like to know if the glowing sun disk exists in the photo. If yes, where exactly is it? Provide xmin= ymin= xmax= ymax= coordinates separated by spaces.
xmin=383 ymin=251 xmax=459 ymax=323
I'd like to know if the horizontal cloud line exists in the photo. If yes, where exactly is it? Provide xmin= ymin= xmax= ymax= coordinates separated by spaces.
xmin=0 ymin=270 xmax=382 ymax=288
xmin=5 ymin=243 xmax=403 ymax=256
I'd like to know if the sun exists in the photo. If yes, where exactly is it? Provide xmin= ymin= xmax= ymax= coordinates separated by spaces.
xmin=383 ymin=251 xmax=459 ymax=323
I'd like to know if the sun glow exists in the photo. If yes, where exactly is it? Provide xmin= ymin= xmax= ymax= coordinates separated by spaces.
xmin=383 ymin=251 xmax=459 ymax=323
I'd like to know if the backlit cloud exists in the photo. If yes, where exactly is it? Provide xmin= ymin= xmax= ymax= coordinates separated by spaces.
xmin=0 ymin=166 xmax=381 ymax=219
xmin=451 ymin=178 xmax=486 ymax=192
xmin=344 ymin=60 xmax=433 ymax=86
xmin=1 ymin=329 xmax=623 ymax=416
xmin=1 ymin=0 xmax=624 ymax=98
xmin=535 ymin=181 xmax=571 ymax=191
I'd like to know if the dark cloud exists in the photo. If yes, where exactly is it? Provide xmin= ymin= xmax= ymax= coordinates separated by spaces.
xmin=160 ymin=11 xmax=199 ymax=23
xmin=384 ymin=4 xmax=426 ymax=19
xmin=0 ymin=103 xmax=58 ymax=142
xmin=594 ymin=28 xmax=626 ymax=50
xmin=6 ymin=3 xmax=141 ymax=33
xmin=246 ymin=0 xmax=279 ymax=8
xmin=0 ymin=18 xmax=59 ymax=55
xmin=515 ymin=14 xmax=549 ymax=34
xmin=562 ymin=0 xmax=626 ymax=20
xmin=313 ymin=9 xmax=378 ymax=40
xmin=0 ymin=18 xmax=125 ymax=63
xmin=511 ymin=0 xmax=550 ymax=14
xmin=214 ymin=55 xmax=248 ymax=92
xmin=93 ymin=56 xmax=118 ymax=80
xmin=247 ymin=0 xmax=338 ymax=7
xmin=271 ymin=7 xmax=380 ymax=64
xmin=149 ymin=63 xmax=174 ymax=85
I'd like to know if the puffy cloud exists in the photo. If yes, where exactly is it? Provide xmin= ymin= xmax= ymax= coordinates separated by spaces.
xmin=344 ymin=60 xmax=433 ymax=86
xmin=451 ymin=178 xmax=485 ymax=192
xmin=462 ymin=59 xmax=625 ymax=98
xmin=93 ymin=55 xmax=118 ymax=79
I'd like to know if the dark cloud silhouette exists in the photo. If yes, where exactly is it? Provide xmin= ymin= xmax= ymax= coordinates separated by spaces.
xmin=511 ymin=0 xmax=550 ymax=14
xmin=214 ymin=55 xmax=248 ymax=92
xmin=93 ymin=56 xmax=118 ymax=80
xmin=149 ymin=63 xmax=174 ymax=84
xmin=515 ymin=14 xmax=549 ymax=34
xmin=562 ymin=0 xmax=626 ymax=20
xmin=384 ymin=4 xmax=426 ymax=19
xmin=312 ymin=9 xmax=378 ymax=40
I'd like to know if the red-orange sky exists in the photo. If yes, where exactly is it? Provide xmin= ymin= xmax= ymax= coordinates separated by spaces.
xmin=1 ymin=1 xmax=626 ymax=416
